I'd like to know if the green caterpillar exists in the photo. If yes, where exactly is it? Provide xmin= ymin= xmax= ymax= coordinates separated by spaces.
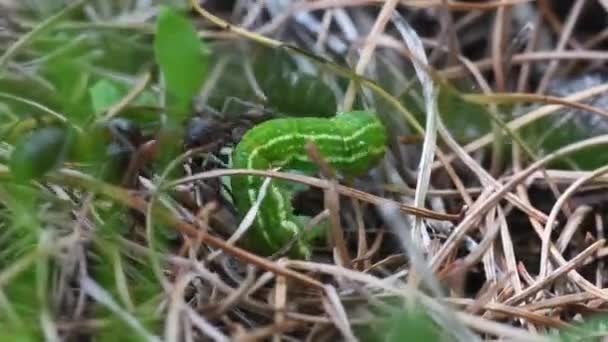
xmin=231 ymin=111 xmax=387 ymax=258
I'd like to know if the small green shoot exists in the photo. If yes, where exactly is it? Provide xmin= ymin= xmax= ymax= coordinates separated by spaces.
xmin=154 ymin=6 xmax=208 ymax=121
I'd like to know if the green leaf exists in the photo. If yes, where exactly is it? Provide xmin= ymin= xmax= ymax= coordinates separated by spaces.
xmin=356 ymin=309 xmax=442 ymax=342
xmin=555 ymin=314 xmax=608 ymax=341
xmin=436 ymin=84 xmax=492 ymax=142
xmin=42 ymin=60 xmax=91 ymax=125
xmin=254 ymin=49 xmax=336 ymax=117
xmin=9 ymin=126 xmax=73 ymax=181
xmin=89 ymin=79 xmax=123 ymax=114
xmin=154 ymin=6 xmax=208 ymax=120
xmin=266 ymin=73 xmax=336 ymax=117
xmin=132 ymin=90 xmax=158 ymax=107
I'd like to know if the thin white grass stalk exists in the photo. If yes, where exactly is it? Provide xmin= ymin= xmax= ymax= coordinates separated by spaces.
xmin=535 ymin=0 xmax=585 ymax=93
xmin=185 ymin=306 xmax=230 ymax=342
xmin=165 ymin=273 xmax=197 ymax=342
xmin=38 ymin=231 xmax=59 ymax=342
xmin=207 ymin=175 xmax=273 ymax=261
xmin=199 ymin=57 xmax=230 ymax=105
xmin=507 ymin=240 xmax=604 ymax=306
xmin=286 ymin=260 xmax=405 ymax=295
xmin=40 ymin=310 xmax=60 ymax=342
xmin=82 ymin=276 xmax=161 ymax=342
xmin=246 ymin=270 xmax=276 ymax=297
xmin=341 ymin=0 xmax=399 ymax=110
xmin=323 ymin=285 xmax=357 ymax=342
xmin=376 ymin=203 xmax=443 ymax=298
xmin=556 ymin=205 xmax=592 ymax=253
xmin=368 ymin=203 xmax=478 ymax=342
xmin=229 ymin=175 xmax=273 ymax=242
xmin=392 ymin=13 xmax=438 ymax=249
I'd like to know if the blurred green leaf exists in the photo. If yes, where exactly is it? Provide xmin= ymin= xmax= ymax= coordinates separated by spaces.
xmin=356 ymin=309 xmax=442 ymax=342
xmin=132 ymin=90 xmax=158 ymax=107
xmin=399 ymin=82 xmax=493 ymax=143
xmin=90 ymin=220 xmax=166 ymax=342
xmin=437 ymin=84 xmax=492 ymax=142
xmin=90 ymin=79 xmax=122 ymax=114
xmin=9 ymin=126 xmax=73 ymax=181
xmin=254 ymin=49 xmax=336 ymax=117
xmin=0 ymin=185 xmax=41 ymax=265
xmin=0 ymin=185 xmax=42 ymax=338
xmin=154 ymin=6 xmax=208 ymax=121
xmin=554 ymin=314 xmax=608 ymax=341
xmin=0 ymin=323 xmax=41 ymax=342
xmin=521 ymin=115 xmax=608 ymax=170
xmin=206 ymin=47 xmax=336 ymax=117
xmin=42 ymin=60 xmax=92 ymax=124
xmin=267 ymin=73 xmax=336 ymax=117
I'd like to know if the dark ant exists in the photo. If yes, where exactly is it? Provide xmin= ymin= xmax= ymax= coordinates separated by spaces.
xmin=100 ymin=112 xmax=241 ymax=201
xmin=101 ymin=104 xmax=275 ymax=223
xmin=180 ymin=105 xmax=275 ymax=204
xmin=101 ymin=114 xmax=231 ymax=186
xmin=184 ymin=116 xmax=229 ymax=150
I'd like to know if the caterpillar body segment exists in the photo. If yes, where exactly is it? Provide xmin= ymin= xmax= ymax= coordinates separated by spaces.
xmin=231 ymin=111 xmax=387 ymax=258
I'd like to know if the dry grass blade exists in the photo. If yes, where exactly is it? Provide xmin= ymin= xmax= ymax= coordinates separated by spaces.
xmin=233 ymin=321 xmax=303 ymax=342
xmin=449 ymin=297 xmax=570 ymax=328
xmin=211 ymin=265 xmax=256 ymax=317
xmin=326 ymin=180 xmax=351 ymax=267
xmin=539 ymin=165 xmax=608 ymax=279
xmin=463 ymin=92 xmax=608 ymax=119
xmin=431 ymin=135 xmax=608 ymax=272
xmin=439 ymin=51 xmax=608 ymax=78
xmin=522 ymin=292 xmax=597 ymax=311
xmin=556 ymin=205 xmax=592 ymax=253
xmin=206 ymin=176 xmax=273 ymax=261
xmin=305 ymin=141 xmax=351 ymax=266
xmin=505 ymin=239 xmax=604 ymax=306
xmin=273 ymin=273 xmax=288 ymax=342
xmin=50 ymin=169 xmax=325 ymax=290
xmin=165 ymin=272 xmax=196 ymax=342
xmin=341 ymin=0 xmax=398 ymax=110
xmin=286 ymin=260 xmax=404 ymax=295
xmin=185 ymin=307 xmax=230 ymax=342
xmin=285 ymin=0 xmax=533 ymax=12
xmin=392 ymin=12 xmax=439 ymax=250
xmin=322 ymin=285 xmax=357 ymax=341
xmin=165 ymin=169 xmax=461 ymax=222
xmin=535 ymin=0 xmax=585 ymax=93
xmin=437 ymin=119 xmax=549 ymax=224
xmin=377 ymin=203 xmax=444 ymax=298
